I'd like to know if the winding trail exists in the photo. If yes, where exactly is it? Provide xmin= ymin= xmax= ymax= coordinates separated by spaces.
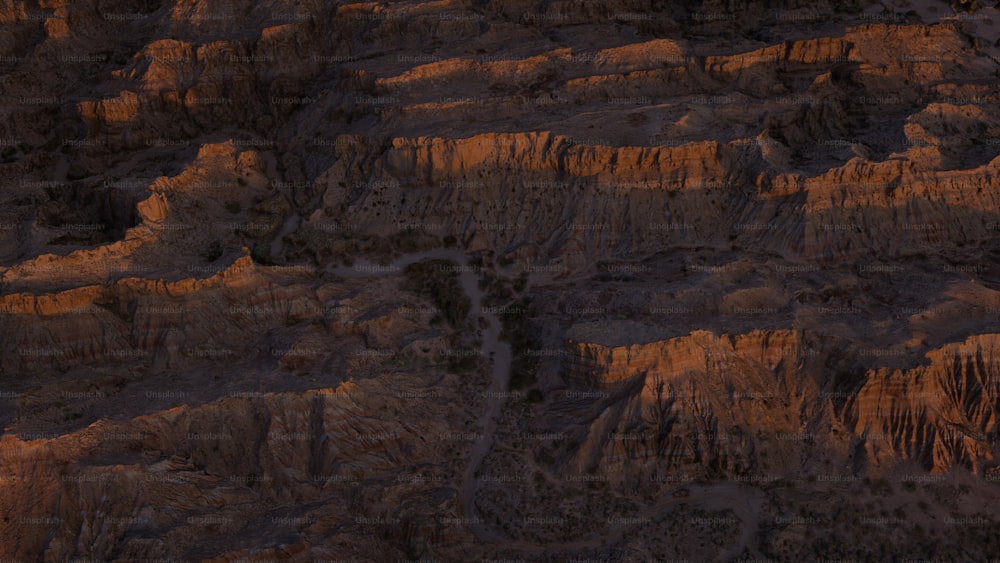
xmin=324 ymin=248 xmax=764 ymax=558
xmin=327 ymin=249 xmax=519 ymax=543
xmin=262 ymin=150 xmax=301 ymax=260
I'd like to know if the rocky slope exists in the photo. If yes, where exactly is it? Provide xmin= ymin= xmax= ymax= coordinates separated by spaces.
xmin=3 ymin=0 xmax=1000 ymax=560
xmin=555 ymin=330 xmax=1000 ymax=476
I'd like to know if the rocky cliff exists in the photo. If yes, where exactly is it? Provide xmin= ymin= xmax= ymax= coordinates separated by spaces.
xmin=3 ymin=0 xmax=1000 ymax=559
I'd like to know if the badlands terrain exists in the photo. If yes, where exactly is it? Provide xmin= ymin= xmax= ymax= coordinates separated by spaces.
xmin=2 ymin=0 xmax=1000 ymax=560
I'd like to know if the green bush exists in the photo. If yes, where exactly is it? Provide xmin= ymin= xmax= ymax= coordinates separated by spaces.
xmin=66 ymin=164 xmax=90 ymax=180
xmin=250 ymin=244 xmax=271 ymax=265
xmin=202 ymin=240 xmax=223 ymax=263
xmin=402 ymin=260 xmax=470 ymax=327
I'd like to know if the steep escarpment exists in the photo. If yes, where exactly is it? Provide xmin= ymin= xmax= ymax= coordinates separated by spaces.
xmin=0 ymin=378 xmax=482 ymax=561
xmin=297 ymin=20 xmax=1000 ymax=267
xmin=3 ymin=0 xmax=1000 ymax=559
xmin=313 ymin=132 xmax=741 ymax=266
xmin=848 ymin=334 xmax=1000 ymax=474
xmin=557 ymin=330 xmax=853 ymax=477
xmin=309 ymin=129 xmax=1000 ymax=267
xmin=556 ymin=330 xmax=1000 ymax=477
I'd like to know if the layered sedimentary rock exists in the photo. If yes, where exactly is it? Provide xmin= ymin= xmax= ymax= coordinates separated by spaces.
xmin=561 ymin=330 xmax=845 ymax=473
xmin=848 ymin=334 xmax=1000 ymax=474
xmin=2 ymin=0 xmax=1000 ymax=559
xmin=0 ymin=379 xmax=478 ymax=561
xmin=560 ymin=330 xmax=1000 ymax=475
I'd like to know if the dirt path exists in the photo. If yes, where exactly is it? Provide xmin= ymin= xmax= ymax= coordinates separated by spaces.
xmin=325 ymin=249 xmax=764 ymax=556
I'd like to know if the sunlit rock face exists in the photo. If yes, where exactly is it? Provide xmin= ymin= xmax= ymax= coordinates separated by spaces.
xmin=3 ymin=0 xmax=1000 ymax=560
